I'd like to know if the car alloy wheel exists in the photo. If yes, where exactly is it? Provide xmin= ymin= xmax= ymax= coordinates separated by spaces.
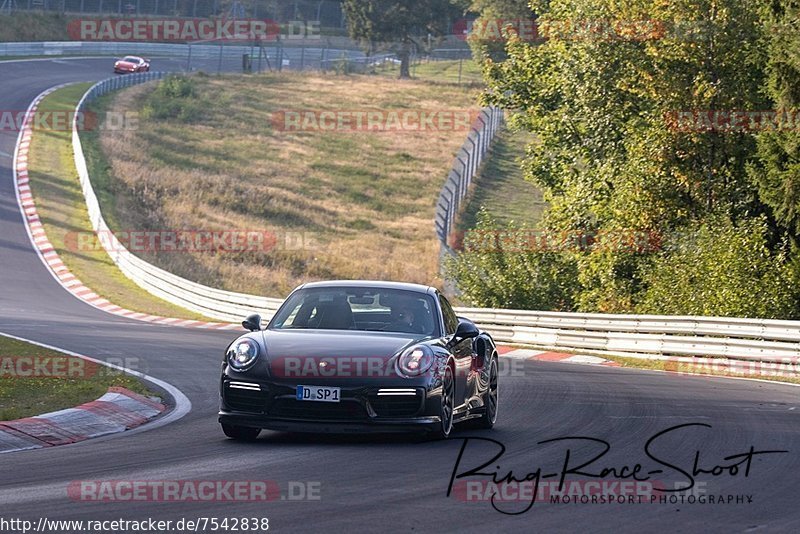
xmin=478 ymin=357 xmax=498 ymax=428
xmin=436 ymin=365 xmax=455 ymax=439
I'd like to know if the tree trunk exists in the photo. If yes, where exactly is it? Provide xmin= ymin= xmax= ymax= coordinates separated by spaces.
xmin=399 ymin=39 xmax=411 ymax=78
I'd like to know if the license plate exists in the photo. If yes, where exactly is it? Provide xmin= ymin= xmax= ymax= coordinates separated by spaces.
xmin=296 ymin=385 xmax=341 ymax=403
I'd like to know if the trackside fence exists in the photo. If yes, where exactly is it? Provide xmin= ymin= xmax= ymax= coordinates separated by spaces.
xmin=434 ymin=107 xmax=503 ymax=256
xmin=72 ymin=72 xmax=283 ymax=322
xmin=63 ymin=76 xmax=800 ymax=368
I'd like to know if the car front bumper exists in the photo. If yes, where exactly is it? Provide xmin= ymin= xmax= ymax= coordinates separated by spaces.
xmin=219 ymin=410 xmax=441 ymax=434
xmin=218 ymin=375 xmax=443 ymax=434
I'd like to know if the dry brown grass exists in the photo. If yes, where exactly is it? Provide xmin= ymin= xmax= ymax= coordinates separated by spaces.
xmin=93 ymin=71 xmax=480 ymax=296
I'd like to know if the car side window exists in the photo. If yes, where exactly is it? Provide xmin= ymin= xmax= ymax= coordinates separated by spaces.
xmin=439 ymin=295 xmax=458 ymax=336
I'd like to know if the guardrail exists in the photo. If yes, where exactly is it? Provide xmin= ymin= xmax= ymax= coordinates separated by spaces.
xmin=0 ymin=40 xmax=367 ymax=73
xmin=459 ymin=309 xmax=800 ymax=363
xmin=67 ymin=75 xmax=800 ymax=367
xmin=72 ymin=72 xmax=283 ymax=322
xmin=0 ymin=40 xmax=362 ymax=56
xmin=1 ymin=41 xmax=472 ymax=75
xmin=434 ymin=107 xmax=503 ymax=255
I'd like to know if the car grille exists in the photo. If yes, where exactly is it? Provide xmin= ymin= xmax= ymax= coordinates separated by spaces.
xmin=369 ymin=391 xmax=423 ymax=417
xmin=224 ymin=382 xmax=267 ymax=413
xmin=269 ymin=399 xmax=368 ymax=420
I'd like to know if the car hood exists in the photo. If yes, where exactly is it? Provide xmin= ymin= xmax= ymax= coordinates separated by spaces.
xmin=116 ymin=61 xmax=136 ymax=66
xmin=256 ymin=330 xmax=432 ymax=382
xmin=261 ymin=329 xmax=423 ymax=360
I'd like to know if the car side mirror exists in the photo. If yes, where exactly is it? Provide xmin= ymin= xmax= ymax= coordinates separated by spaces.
xmin=242 ymin=314 xmax=262 ymax=332
xmin=448 ymin=318 xmax=479 ymax=346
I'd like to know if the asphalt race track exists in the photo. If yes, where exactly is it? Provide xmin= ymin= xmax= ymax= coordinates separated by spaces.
xmin=0 ymin=58 xmax=799 ymax=533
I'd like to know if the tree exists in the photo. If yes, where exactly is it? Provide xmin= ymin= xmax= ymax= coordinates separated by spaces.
xmin=749 ymin=1 xmax=800 ymax=238
xmin=464 ymin=0 xmax=537 ymax=64
xmin=471 ymin=0 xmax=777 ymax=313
xmin=445 ymin=210 xmax=576 ymax=309
xmin=637 ymin=216 xmax=799 ymax=319
xmin=342 ymin=0 xmax=462 ymax=78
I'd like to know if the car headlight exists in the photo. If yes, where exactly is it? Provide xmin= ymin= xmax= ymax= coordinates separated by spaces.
xmin=396 ymin=345 xmax=434 ymax=377
xmin=227 ymin=338 xmax=259 ymax=371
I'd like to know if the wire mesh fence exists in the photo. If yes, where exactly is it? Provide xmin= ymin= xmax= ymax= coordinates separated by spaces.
xmin=435 ymin=107 xmax=504 ymax=259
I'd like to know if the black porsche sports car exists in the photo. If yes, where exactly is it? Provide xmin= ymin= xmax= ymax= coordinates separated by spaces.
xmin=218 ymin=281 xmax=499 ymax=440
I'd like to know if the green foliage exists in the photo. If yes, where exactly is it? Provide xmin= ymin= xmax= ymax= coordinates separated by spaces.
xmin=448 ymin=0 xmax=800 ymax=318
xmin=637 ymin=217 xmax=799 ymax=319
xmin=342 ymin=0 xmax=463 ymax=77
xmin=445 ymin=210 xmax=576 ymax=309
xmin=141 ymin=76 xmax=206 ymax=122
xmin=464 ymin=0 xmax=537 ymax=64
xmin=748 ymin=1 xmax=800 ymax=236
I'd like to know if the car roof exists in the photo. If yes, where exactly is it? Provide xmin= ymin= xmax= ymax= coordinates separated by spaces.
xmin=297 ymin=280 xmax=437 ymax=295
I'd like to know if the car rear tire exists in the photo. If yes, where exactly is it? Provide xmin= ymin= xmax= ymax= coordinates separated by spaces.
xmin=476 ymin=357 xmax=498 ymax=429
xmin=221 ymin=423 xmax=260 ymax=441
xmin=432 ymin=365 xmax=455 ymax=440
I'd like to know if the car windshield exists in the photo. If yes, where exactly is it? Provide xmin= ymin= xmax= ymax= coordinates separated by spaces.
xmin=270 ymin=287 xmax=438 ymax=336
xmin=123 ymin=57 xmax=139 ymax=63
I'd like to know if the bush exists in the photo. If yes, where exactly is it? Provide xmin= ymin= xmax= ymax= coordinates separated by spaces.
xmin=141 ymin=76 xmax=205 ymax=122
xmin=637 ymin=216 xmax=800 ymax=319
xmin=445 ymin=210 xmax=576 ymax=310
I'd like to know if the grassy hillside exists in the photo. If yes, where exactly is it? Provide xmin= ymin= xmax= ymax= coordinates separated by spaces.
xmin=457 ymin=127 xmax=546 ymax=231
xmin=27 ymin=84 xmax=215 ymax=320
xmin=0 ymin=335 xmax=152 ymax=421
xmin=0 ymin=12 xmax=71 ymax=42
xmin=87 ymin=71 xmax=479 ymax=296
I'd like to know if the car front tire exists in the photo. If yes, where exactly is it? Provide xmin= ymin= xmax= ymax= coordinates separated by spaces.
xmin=476 ymin=357 xmax=498 ymax=429
xmin=432 ymin=365 xmax=455 ymax=439
xmin=221 ymin=423 xmax=261 ymax=441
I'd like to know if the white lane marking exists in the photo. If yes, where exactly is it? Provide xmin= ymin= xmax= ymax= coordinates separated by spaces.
xmin=0 ymin=56 xmax=110 ymax=65
xmin=503 ymin=349 xmax=546 ymax=359
xmin=0 ymin=331 xmax=192 ymax=438
xmin=565 ymin=355 xmax=613 ymax=365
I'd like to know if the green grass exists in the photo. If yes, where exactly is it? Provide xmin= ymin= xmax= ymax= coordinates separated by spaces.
xmin=0 ymin=55 xmax=83 ymax=61
xmin=0 ymin=12 xmax=71 ymax=42
xmin=457 ymin=127 xmax=547 ymax=231
xmin=603 ymin=354 xmax=800 ymax=385
xmin=504 ymin=343 xmax=800 ymax=385
xmin=89 ymin=71 xmax=480 ymax=296
xmin=26 ymin=84 xmax=215 ymax=321
xmin=0 ymin=335 xmax=154 ymax=421
xmin=371 ymin=58 xmax=483 ymax=85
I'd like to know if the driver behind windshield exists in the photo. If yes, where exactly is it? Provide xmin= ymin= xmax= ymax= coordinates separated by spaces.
xmin=386 ymin=302 xmax=424 ymax=334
